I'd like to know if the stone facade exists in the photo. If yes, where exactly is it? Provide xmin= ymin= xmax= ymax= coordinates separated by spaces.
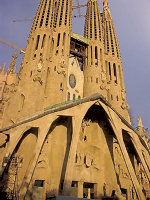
xmin=0 ymin=0 xmax=150 ymax=200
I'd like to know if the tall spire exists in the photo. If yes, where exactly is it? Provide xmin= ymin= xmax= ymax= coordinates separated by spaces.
xmin=83 ymin=0 xmax=106 ymax=98
xmin=102 ymin=2 xmax=121 ymax=59
xmin=101 ymin=1 xmax=130 ymax=122
xmin=84 ymin=0 xmax=102 ymax=41
xmin=2 ymin=0 xmax=73 ymax=127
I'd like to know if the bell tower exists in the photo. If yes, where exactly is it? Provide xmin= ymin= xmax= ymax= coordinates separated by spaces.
xmin=83 ymin=0 xmax=107 ymax=98
xmin=2 ymin=0 xmax=73 ymax=126
xmin=83 ymin=0 xmax=130 ymax=122
xmin=102 ymin=1 xmax=130 ymax=121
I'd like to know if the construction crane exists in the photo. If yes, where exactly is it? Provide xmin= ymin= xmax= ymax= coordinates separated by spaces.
xmin=73 ymin=0 xmax=87 ymax=18
xmin=12 ymin=18 xmax=33 ymax=23
xmin=12 ymin=1 xmax=87 ymax=22
xmin=0 ymin=38 xmax=25 ymax=54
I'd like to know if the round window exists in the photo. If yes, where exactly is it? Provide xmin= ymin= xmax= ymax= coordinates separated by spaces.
xmin=69 ymin=74 xmax=76 ymax=88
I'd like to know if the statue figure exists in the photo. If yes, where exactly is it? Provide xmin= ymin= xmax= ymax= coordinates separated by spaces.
xmin=121 ymin=89 xmax=126 ymax=101
xmin=101 ymin=68 xmax=106 ymax=83
xmin=8 ymin=54 xmax=18 ymax=74
xmin=37 ymin=59 xmax=43 ymax=72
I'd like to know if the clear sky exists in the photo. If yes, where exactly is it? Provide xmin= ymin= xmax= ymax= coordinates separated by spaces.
xmin=0 ymin=0 xmax=150 ymax=132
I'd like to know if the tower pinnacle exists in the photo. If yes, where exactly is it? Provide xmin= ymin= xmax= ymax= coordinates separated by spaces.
xmin=103 ymin=0 xmax=108 ymax=7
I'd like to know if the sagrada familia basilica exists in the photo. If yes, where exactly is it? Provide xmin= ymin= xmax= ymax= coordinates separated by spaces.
xmin=0 ymin=0 xmax=150 ymax=199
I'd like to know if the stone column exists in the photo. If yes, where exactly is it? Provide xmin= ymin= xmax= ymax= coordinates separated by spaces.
xmin=63 ymin=116 xmax=83 ymax=195
xmin=19 ymin=116 xmax=57 ymax=199
xmin=105 ymin=107 xmax=146 ymax=200
xmin=78 ymin=181 xmax=83 ymax=198
xmin=87 ymin=188 xmax=91 ymax=199
xmin=109 ymin=121 xmax=146 ymax=200
xmin=131 ymin=134 xmax=150 ymax=182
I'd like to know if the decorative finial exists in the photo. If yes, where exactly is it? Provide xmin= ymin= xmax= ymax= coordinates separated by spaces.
xmin=8 ymin=54 xmax=18 ymax=74
xmin=138 ymin=116 xmax=144 ymax=128
xmin=0 ymin=66 xmax=2 ymax=72
xmin=103 ymin=0 xmax=108 ymax=7
xmin=2 ymin=63 xmax=6 ymax=73
xmin=137 ymin=116 xmax=145 ymax=136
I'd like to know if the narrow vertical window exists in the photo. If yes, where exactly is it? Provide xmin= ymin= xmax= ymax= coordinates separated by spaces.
xmin=41 ymin=34 xmax=46 ymax=49
xmin=35 ymin=35 xmax=40 ymax=50
xmin=73 ymin=94 xmax=75 ymax=101
xmin=50 ymin=38 xmax=54 ymax=55
xmin=95 ymin=46 xmax=98 ymax=59
xmin=62 ymin=32 xmax=66 ymax=46
xmin=113 ymin=63 xmax=117 ymax=83
xmin=67 ymin=92 xmax=70 ymax=101
xmin=100 ymin=49 xmax=102 ymax=63
xmin=91 ymin=46 xmax=93 ymax=64
xmin=57 ymin=33 xmax=60 ymax=47
xmin=113 ymin=63 xmax=116 ymax=76
xmin=60 ymin=83 xmax=63 ymax=90
xmin=108 ymin=62 xmax=111 ymax=80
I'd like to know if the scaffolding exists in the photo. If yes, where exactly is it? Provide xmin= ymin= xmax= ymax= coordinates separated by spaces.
xmin=2 ymin=156 xmax=23 ymax=200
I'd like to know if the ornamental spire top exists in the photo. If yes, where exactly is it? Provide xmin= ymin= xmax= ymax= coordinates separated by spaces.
xmin=103 ymin=0 xmax=108 ymax=7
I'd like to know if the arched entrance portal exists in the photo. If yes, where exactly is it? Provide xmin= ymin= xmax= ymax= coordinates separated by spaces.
xmin=1 ymin=128 xmax=38 ymax=200
xmin=31 ymin=117 xmax=72 ymax=200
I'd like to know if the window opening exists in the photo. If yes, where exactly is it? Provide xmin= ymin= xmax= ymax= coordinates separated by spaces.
xmin=113 ymin=63 xmax=117 ymax=83
xmin=41 ymin=34 xmax=46 ymax=49
xmin=35 ymin=35 xmax=40 ymax=50
xmin=67 ymin=92 xmax=70 ymax=101
xmin=34 ymin=180 xmax=44 ymax=187
xmin=111 ymin=95 xmax=113 ymax=100
xmin=108 ymin=62 xmax=111 ymax=80
xmin=91 ymin=46 xmax=93 ymax=65
xmin=73 ymin=94 xmax=75 ymax=101
xmin=83 ymin=182 xmax=94 ymax=199
xmin=95 ymin=46 xmax=98 ymax=59
xmin=62 ymin=32 xmax=66 ymax=46
xmin=57 ymin=33 xmax=60 ymax=47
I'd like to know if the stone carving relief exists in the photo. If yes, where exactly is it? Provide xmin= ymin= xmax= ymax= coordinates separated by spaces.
xmin=75 ymin=151 xmax=99 ymax=170
xmin=75 ymin=119 xmax=100 ymax=170
xmin=121 ymin=89 xmax=129 ymax=110
xmin=33 ymin=59 xmax=43 ymax=85
xmin=57 ymin=58 xmax=66 ymax=77
xmin=135 ymin=162 xmax=149 ymax=187
xmin=114 ymin=142 xmax=130 ymax=179
xmin=100 ymin=68 xmax=107 ymax=90
xmin=115 ymin=163 xmax=129 ymax=179
xmin=81 ymin=119 xmax=91 ymax=133
xmin=101 ymin=68 xmax=106 ymax=83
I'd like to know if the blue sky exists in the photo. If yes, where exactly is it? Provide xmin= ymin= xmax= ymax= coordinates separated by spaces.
xmin=0 ymin=0 xmax=150 ymax=132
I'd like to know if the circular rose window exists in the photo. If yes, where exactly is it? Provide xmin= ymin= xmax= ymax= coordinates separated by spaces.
xmin=69 ymin=74 xmax=76 ymax=88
